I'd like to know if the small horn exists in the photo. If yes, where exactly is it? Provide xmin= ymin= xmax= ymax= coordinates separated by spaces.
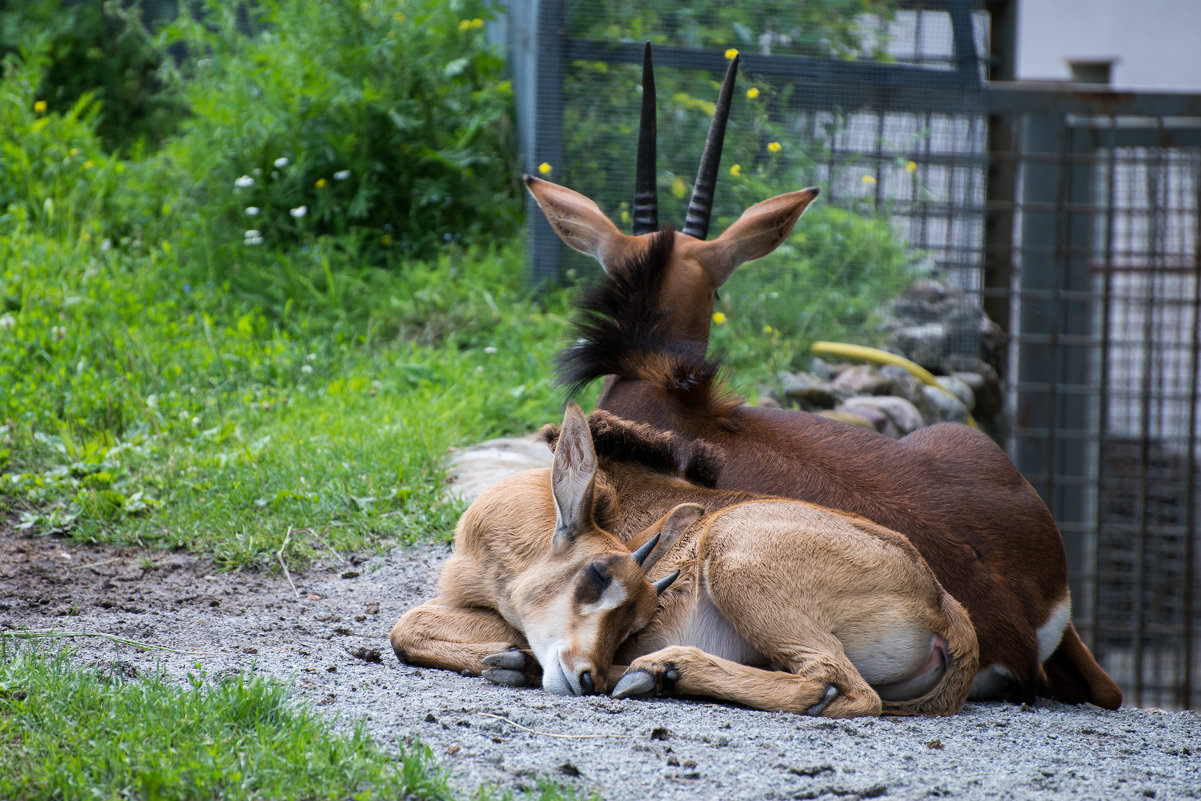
xmin=630 ymin=530 xmax=661 ymax=566
xmin=653 ymin=569 xmax=681 ymax=595
xmin=682 ymin=54 xmax=739 ymax=240
xmin=632 ymin=42 xmax=659 ymax=235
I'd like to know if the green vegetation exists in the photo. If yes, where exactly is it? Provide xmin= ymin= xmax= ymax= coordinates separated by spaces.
xmin=0 ymin=0 xmax=570 ymax=572
xmin=0 ymin=638 xmax=594 ymax=800
xmin=0 ymin=640 xmax=454 ymax=800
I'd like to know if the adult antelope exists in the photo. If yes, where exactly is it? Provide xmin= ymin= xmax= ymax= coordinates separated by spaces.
xmin=391 ymin=404 xmax=978 ymax=717
xmin=524 ymin=45 xmax=1121 ymax=709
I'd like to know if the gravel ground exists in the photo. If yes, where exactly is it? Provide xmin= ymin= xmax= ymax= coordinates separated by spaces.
xmin=3 ymin=529 xmax=1198 ymax=801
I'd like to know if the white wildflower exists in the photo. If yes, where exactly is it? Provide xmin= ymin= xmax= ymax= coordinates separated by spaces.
xmin=0 ymin=314 xmax=14 ymax=330
xmin=244 ymin=229 xmax=264 ymax=245
xmin=245 ymin=206 xmax=260 ymax=216
xmin=333 ymin=169 xmax=352 ymax=181
xmin=274 ymin=157 xmax=290 ymax=169
xmin=301 ymin=365 xmax=313 ymax=374
xmin=235 ymin=175 xmax=254 ymax=188
xmin=290 ymin=206 xmax=307 ymax=219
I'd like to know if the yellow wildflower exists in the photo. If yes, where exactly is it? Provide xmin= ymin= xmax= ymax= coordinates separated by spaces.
xmin=746 ymin=87 xmax=760 ymax=100
xmin=382 ymin=233 xmax=393 ymax=246
xmin=724 ymin=48 xmax=739 ymax=60
xmin=670 ymin=176 xmax=687 ymax=198
xmin=34 ymin=100 xmax=47 ymax=114
xmin=862 ymin=174 xmax=877 ymax=185
xmin=906 ymin=160 xmax=918 ymax=173
xmin=83 ymin=160 xmax=95 ymax=170
xmin=729 ymin=164 xmax=742 ymax=178
xmin=620 ymin=210 xmax=631 ymax=224
xmin=763 ymin=324 xmax=773 ymax=334
xmin=538 ymin=162 xmax=552 ymax=176
xmin=712 ymin=312 xmax=728 ymax=325
xmin=767 ymin=141 xmax=782 ymax=154
xmin=316 ymin=178 xmax=328 ymax=188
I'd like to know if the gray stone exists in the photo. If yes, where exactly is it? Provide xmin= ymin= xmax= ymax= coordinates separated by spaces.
xmin=831 ymin=364 xmax=891 ymax=396
xmin=923 ymin=384 xmax=970 ymax=425
xmin=846 ymin=395 xmax=927 ymax=435
xmin=886 ymin=322 xmax=948 ymax=370
xmin=935 ymin=375 xmax=976 ymax=412
xmin=815 ymin=408 xmax=877 ymax=431
xmin=805 ymin=357 xmax=839 ymax=382
xmin=877 ymin=365 xmax=940 ymax=422
xmin=781 ymin=372 xmax=840 ymax=410
xmin=836 ymin=400 xmax=897 ymax=438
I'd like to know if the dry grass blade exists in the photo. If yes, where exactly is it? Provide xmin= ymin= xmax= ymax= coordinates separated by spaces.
xmin=7 ymin=629 xmax=218 ymax=654
xmin=477 ymin=712 xmax=630 ymax=739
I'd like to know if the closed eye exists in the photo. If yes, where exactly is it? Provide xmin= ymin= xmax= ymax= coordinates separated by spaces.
xmin=586 ymin=562 xmax=612 ymax=592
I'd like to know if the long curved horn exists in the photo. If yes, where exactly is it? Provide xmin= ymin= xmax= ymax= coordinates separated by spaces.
xmin=682 ymin=54 xmax=739 ymax=240
xmin=630 ymin=530 xmax=661 ymax=566
xmin=632 ymin=43 xmax=659 ymax=235
xmin=653 ymin=569 xmax=681 ymax=595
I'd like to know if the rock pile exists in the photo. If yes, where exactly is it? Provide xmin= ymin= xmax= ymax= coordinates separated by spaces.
xmin=760 ymin=278 xmax=1007 ymax=439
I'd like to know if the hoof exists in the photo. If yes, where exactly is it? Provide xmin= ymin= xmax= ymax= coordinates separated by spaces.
xmin=482 ymin=650 xmax=527 ymax=671
xmin=805 ymin=685 xmax=839 ymax=716
xmin=612 ymin=670 xmax=657 ymax=699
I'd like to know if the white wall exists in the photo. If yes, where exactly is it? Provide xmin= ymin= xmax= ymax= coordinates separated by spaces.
xmin=1018 ymin=0 xmax=1201 ymax=89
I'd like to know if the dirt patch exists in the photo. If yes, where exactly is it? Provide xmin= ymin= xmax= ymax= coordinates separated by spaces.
xmin=3 ymin=527 xmax=1199 ymax=801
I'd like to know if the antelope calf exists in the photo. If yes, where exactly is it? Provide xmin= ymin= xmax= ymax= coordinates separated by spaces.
xmin=391 ymin=404 xmax=978 ymax=717
xmin=526 ymin=45 xmax=1121 ymax=709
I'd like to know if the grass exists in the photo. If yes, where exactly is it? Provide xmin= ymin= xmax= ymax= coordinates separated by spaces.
xmin=1 ymin=232 xmax=582 ymax=570
xmin=0 ymin=637 xmax=593 ymax=801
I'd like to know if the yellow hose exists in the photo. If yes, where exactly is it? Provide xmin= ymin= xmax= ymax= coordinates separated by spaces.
xmin=810 ymin=340 xmax=979 ymax=429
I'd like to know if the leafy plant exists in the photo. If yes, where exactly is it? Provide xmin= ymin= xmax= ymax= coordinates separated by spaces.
xmin=158 ymin=0 xmax=521 ymax=271
xmin=0 ymin=0 xmax=184 ymax=153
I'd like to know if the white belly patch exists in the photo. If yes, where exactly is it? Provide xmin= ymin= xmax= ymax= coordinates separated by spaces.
xmin=679 ymin=591 xmax=767 ymax=666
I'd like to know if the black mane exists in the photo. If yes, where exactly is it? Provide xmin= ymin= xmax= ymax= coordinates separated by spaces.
xmin=555 ymin=228 xmax=725 ymax=404
xmin=538 ymin=410 xmax=722 ymax=488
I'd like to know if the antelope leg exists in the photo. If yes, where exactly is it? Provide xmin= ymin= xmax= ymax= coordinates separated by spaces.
xmin=612 ymin=645 xmax=881 ymax=718
xmin=390 ymin=599 xmax=540 ymax=686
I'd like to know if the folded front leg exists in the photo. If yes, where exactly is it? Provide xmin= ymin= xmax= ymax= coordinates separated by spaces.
xmin=390 ymin=599 xmax=540 ymax=686
xmin=612 ymin=644 xmax=880 ymax=718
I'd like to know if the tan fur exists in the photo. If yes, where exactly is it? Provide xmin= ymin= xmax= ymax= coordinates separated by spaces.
xmin=391 ymin=405 xmax=978 ymax=717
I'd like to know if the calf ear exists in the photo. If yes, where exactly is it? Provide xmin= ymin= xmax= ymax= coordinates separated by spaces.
xmin=626 ymin=503 xmax=703 ymax=573
xmin=550 ymin=402 xmax=599 ymax=550
xmin=705 ymin=187 xmax=820 ymax=286
xmin=524 ymin=175 xmax=643 ymax=274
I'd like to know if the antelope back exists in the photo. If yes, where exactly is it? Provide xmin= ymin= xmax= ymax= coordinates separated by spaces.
xmin=524 ymin=44 xmax=819 ymax=347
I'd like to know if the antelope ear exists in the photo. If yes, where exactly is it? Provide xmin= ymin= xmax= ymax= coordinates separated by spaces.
xmin=626 ymin=503 xmax=703 ymax=573
xmin=705 ymin=187 xmax=820 ymax=286
xmin=524 ymin=175 xmax=643 ymax=274
xmin=550 ymin=401 xmax=599 ymax=549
